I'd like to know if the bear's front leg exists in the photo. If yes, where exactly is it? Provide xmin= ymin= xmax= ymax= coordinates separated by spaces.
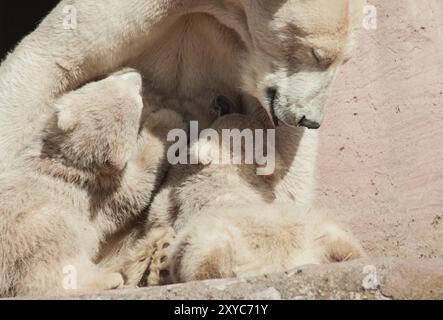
xmin=168 ymin=219 xmax=238 ymax=283
xmin=99 ymin=109 xmax=184 ymax=284
xmin=118 ymin=227 xmax=175 ymax=288
xmin=119 ymin=108 xmax=185 ymax=201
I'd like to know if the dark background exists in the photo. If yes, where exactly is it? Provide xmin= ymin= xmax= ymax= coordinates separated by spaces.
xmin=0 ymin=0 xmax=59 ymax=60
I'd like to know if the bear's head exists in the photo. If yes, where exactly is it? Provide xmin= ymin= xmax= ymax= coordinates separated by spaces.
xmin=240 ymin=0 xmax=365 ymax=129
xmin=53 ymin=70 xmax=143 ymax=172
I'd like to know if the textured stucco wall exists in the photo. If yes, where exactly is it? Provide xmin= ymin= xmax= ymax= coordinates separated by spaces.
xmin=316 ymin=0 xmax=443 ymax=259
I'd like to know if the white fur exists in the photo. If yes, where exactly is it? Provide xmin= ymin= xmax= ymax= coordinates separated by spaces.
xmin=0 ymin=1 xmax=365 ymax=207
xmin=0 ymin=0 xmax=366 ymax=289
xmin=127 ymin=114 xmax=365 ymax=284
xmin=0 ymin=70 xmax=184 ymax=297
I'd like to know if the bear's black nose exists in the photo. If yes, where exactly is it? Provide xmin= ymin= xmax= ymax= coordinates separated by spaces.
xmin=299 ymin=116 xmax=321 ymax=129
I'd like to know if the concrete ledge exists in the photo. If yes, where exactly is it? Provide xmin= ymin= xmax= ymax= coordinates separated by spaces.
xmin=68 ymin=258 xmax=442 ymax=300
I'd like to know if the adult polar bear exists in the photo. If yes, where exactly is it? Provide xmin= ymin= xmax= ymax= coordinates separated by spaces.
xmin=0 ymin=0 xmax=364 ymax=280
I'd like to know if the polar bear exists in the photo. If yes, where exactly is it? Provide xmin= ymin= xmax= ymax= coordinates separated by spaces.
xmin=0 ymin=0 xmax=366 ymax=288
xmin=0 ymin=69 xmax=183 ymax=297
xmin=123 ymin=114 xmax=364 ymax=285
xmin=0 ymin=0 xmax=365 ymax=203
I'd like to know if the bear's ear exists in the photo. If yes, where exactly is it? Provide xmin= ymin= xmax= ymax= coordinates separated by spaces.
xmin=54 ymin=99 xmax=76 ymax=132
xmin=119 ymin=71 xmax=142 ymax=88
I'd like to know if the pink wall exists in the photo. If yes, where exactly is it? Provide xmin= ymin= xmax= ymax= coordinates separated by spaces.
xmin=315 ymin=0 xmax=443 ymax=258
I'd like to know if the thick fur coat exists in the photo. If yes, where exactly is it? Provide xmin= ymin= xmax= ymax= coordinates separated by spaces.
xmin=124 ymin=114 xmax=365 ymax=285
xmin=0 ymin=0 xmax=366 ymax=296
xmin=0 ymin=0 xmax=365 ymax=206
xmin=0 ymin=70 xmax=183 ymax=297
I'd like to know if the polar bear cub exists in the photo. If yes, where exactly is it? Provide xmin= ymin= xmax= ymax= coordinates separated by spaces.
xmin=0 ymin=70 xmax=183 ymax=297
xmin=137 ymin=114 xmax=365 ymax=284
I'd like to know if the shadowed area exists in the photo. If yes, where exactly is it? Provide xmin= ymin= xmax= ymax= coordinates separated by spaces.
xmin=0 ymin=1 xmax=59 ymax=60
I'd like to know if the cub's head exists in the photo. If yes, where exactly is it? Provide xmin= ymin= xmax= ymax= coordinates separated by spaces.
xmin=53 ymin=70 xmax=143 ymax=171
xmin=241 ymin=0 xmax=365 ymax=128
